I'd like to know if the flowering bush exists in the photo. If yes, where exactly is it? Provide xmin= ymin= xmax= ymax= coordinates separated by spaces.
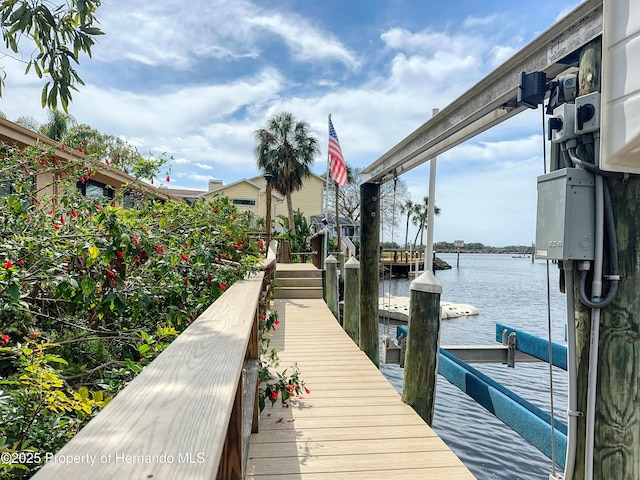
xmin=0 ymin=142 xmax=262 ymax=478
xmin=257 ymin=302 xmax=308 ymax=412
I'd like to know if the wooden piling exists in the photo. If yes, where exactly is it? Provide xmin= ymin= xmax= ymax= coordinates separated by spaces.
xmin=324 ymin=255 xmax=339 ymax=320
xmin=572 ymin=37 xmax=640 ymax=480
xmin=343 ymin=257 xmax=360 ymax=343
xmin=401 ymin=271 xmax=442 ymax=425
xmin=360 ymin=182 xmax=380 ymax=367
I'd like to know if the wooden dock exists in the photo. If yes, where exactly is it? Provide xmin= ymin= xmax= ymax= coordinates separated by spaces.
xmin=246 ymin=296 xmax=475 ymax=479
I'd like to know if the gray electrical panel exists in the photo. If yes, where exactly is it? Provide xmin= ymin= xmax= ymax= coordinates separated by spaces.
xmin=535 ymin=168 xmax=595 ymax=261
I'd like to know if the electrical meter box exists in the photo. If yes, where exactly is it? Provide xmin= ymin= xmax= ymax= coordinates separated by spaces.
xmin=535 ymin=168 xmax=595 ymax=261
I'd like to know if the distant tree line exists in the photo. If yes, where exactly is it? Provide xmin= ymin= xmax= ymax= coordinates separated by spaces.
xmin=434 ymin=241 xmax=533 ymax=253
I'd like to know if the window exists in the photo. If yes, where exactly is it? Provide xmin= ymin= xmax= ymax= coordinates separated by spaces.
xmin=232 ymin=198 xmax=256 ymax=206
xmin=77 ymin=179 xmax=114 ymax=200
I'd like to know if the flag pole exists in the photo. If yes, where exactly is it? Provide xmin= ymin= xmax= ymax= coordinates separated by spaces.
xmin=324 ymin=114 xmax=331 ymax=265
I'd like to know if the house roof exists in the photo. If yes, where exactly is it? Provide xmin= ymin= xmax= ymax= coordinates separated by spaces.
xmin=310 ymin=214 xmax=359 ymax=227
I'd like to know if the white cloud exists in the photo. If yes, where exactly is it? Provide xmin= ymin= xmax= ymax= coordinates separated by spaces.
xmin=194 ymin=163 xmax=215 ymax=170
xmin=247 ymin=15 xmax=360 ymax=69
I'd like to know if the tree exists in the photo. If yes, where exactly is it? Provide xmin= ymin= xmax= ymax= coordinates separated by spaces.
xmin=0 ymin=0 xmax=104 ymax=111
xmin=13 ymin=115 xmax=40 ymax=132
xmin=63 ymin=123 xmax=167 ymax=181
xmin=412 ymin=196 xmax=441 ymax=248
xmin=40 ymin=109 xmax=76 ymax=140
xmin=254 ymin=111 xmax=319 ymax=236
xmin=326 ymin=167 xmax=409 ymax=237
xmin=400 ymin=199 xmax=416 ymax=249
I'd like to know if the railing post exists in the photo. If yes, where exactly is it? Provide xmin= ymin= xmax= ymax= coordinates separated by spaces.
xmin=324 ymin=255 xmax=339 ymax=320
xmin=343 ymin=257 xmax=360 ymax=342
xmin=402 ymin=270 xmax=442 ymax=426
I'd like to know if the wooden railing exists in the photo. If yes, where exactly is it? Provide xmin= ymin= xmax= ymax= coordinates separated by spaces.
xmin=33 ymin=259 xmax=275 ymax=480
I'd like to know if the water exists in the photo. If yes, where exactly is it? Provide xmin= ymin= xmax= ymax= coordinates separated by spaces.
xmin=378 ymin=253 xmax=569 ymax=479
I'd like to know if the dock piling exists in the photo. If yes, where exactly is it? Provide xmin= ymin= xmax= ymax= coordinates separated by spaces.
xmin=324 ymin=255 xmax=339 ymax=320
xmin=401 ymin=270 xmax=442 ymax=425
xmin=343 ymin=257 xmax=360 ymax=342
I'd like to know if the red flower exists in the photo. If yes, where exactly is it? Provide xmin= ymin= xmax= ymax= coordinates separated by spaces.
xmin=18 ymin=259 xmax=24 ymax=265
xmin=305 ymin=387 xmax=310 ymax=394
xmin=70 ymin=209 xmax=78 ymax=218
xmin=212 ymin=206 xmax=218 ymax=213
xmin=134 ymin=255 xmax=141 ymax=264
xmin=117 ymin=251 xmax=125 ymax=259
xmin=155 ymin=245 xmax=164 ymax=255
xmin=274 ymin=319 xmax=280 ymax=325
xmin=220 ymin=253 xmax=228 ymax=259
xmin=53 ymin=224 xmax=61 ymax=230
xmin=3 ymin=260 xmax=13 ymax=269
xmin=77 ymin=147 xmax=84 ymax=153
xmin=219 ymin=283 xmax=228 ymax=291
xmin=24 ymin=167 xmax=31 ymax=175
xmin=105 ymin=158 xmax=110 ymax=165
xmin=132 ymin=236 xmax=139 ymax=245
xmin=106 ymin=270 xmax=116 ymax=277
xmin=183 ymin=278 xmax=189 ymax=286
xmin=181 ymin=253 xmax=188 ymax=261
xmin=0 ymin=334 xmax=9 ymax=346
xmin=270 ymin=390 xmax=278 ymax=400
xmin=60 ymin=145 xmax=65 ymax=151
xmin=94 ymin=205 xmax=101 ymax=211
xmin=166 ymin=175 xmax=171 ymax=182
xmin=60 ymin=216 xmax=65 ymax=224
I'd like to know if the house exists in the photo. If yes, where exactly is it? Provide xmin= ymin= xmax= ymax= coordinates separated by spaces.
xmin=309 ymin=214 xmax=360 ymax=243
xmin=199 ymin=172 xmax=325 ymax=226
xmin=0 ymin=117 xmax=180 ymax=205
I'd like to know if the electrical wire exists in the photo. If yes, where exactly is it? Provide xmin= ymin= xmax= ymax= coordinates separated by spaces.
xmin=541 ymin=106 xmax=558 ymax=478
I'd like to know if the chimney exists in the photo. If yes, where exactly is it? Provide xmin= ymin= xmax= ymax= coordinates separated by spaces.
xmin=208 ymin=179 xmax=223 ymax=192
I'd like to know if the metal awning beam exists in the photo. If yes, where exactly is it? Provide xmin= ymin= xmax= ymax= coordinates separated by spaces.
xmin=362 ymin=0 xmax=603 ymax=184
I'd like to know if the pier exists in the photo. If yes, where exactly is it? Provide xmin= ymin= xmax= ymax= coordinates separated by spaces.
xmin=247 ymin=290 xmax=474 ymax=479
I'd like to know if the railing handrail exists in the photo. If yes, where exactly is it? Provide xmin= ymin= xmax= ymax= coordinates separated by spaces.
xmin=33 ymin=271 xmax=266 ymax=479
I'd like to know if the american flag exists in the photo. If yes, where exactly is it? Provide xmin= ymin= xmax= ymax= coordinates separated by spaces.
xmin=328 ymin=117 xmax=347 ymax=186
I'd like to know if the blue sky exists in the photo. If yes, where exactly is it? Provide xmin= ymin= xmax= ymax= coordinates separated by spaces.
xmin=0 ymin=0 xmax=584 ymax=246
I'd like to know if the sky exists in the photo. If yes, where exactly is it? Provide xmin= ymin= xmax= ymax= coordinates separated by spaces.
xmin=0 ymin=0 xmax=585 ymax=246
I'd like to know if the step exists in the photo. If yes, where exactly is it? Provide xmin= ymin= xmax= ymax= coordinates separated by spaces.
xmin=276 ymin=277 xmax=323 ymax=288
xmin=274 ymin=286 xmax=324 ymax=299
xmin=275 ymin=266 xmax=322 ymax=279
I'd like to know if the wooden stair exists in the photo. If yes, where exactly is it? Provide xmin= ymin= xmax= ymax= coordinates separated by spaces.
xmin=274 ymin=263 xmax=323 ymax=299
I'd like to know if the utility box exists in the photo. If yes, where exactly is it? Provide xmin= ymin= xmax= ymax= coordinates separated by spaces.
xmin=535 ymin=168 xmax=595 ymax=261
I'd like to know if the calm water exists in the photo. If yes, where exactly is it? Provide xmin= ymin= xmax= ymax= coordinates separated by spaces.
xmin=378 ymin=253 xmax=569 ymax=480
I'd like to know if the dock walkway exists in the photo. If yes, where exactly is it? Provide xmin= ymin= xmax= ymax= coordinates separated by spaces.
xmin=246 ymin=296 xmax=475 ymax=479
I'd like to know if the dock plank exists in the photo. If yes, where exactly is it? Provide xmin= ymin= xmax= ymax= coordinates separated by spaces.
xmin=247 ymin=298 xmax=475 ymax=479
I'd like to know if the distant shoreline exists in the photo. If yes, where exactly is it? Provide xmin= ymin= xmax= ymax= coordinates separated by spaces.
xmin=436 ymin=249 xmax=533 ymax=255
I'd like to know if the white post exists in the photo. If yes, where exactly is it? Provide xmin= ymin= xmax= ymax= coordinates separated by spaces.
xmin=425 ymin=108 xmax=439 ymax=272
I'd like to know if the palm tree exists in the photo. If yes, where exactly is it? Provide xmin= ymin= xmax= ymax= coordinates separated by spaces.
xmin=254 ymin=111 xmax=319 ymax=236
xmin=400 ymin=199 xmax=415 ymax=250
xmin=412 ymin=196 xmax=441 ymax=248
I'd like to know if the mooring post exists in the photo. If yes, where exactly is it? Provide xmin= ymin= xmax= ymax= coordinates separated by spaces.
xmin=324 ymin=254 xmax=339 ymax=320
xmin=360 ymin=182 xmax=380 ymax=367
xmin=401 ymin=270 xmax=442 ymax=425
xmin=343 ymin=257 xmax=360 ymax=343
